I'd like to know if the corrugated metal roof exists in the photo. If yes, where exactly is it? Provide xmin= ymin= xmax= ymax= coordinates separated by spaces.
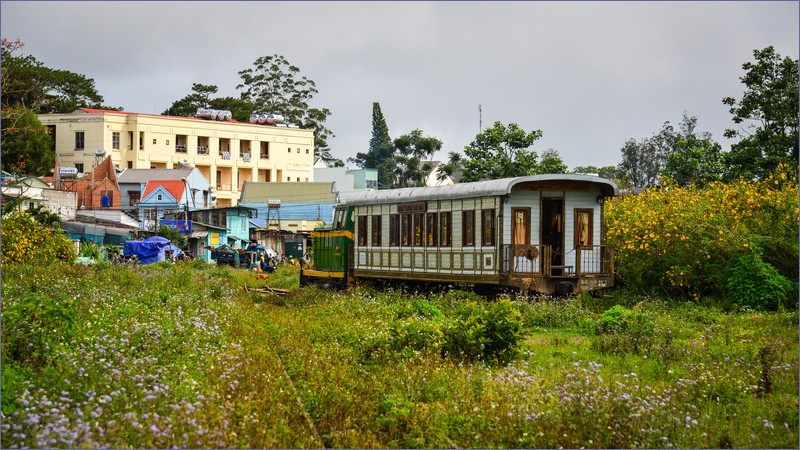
xmin=239 ymin=182 xmax=337 ymax=204
xmin=118 ymin=168 xmax=193 ymax=184
xmin=341 ymin=174 xmax=619 ymax=206
xmin=240 ymin=202 xmax=337 ymax=222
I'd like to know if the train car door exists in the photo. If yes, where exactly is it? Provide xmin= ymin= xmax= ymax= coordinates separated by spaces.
xmin=541 ymin=197 xmax=564 ymax=275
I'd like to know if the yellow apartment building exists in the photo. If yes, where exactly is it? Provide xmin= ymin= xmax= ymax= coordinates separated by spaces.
xmin=38 ymin=108 xmax=316 ymax=207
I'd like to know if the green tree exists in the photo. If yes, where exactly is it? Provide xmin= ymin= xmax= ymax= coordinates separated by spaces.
xmin=236 ymin=54 xmax=335 ymax=164
xmin=661 ymin=134 xmax=725 ymax=186
xmin=538 ymin=149 xmax=568 ymax=174
xmin=353 ymin=102 xmax=395 ymax=188
xmin=392 ymin=129 xmax=443 ymax=188
xmin=1 ymin=38 xmax=112 ymax=113
xmin=1 ymin=106 xmax=53 ymax=175
xmin=572 ymin=165 xmax=629 ymax=189
xmin=162 ymin=83 xmax=225 ymax=117
xmin=457 ymin=121 xmax=543 ymax=182
xmin=723 ymin=46 xmax=799 ymax=180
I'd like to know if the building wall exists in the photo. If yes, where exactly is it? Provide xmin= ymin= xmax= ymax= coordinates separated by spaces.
xmin=39 ymin=109 xmax=315 ymax=207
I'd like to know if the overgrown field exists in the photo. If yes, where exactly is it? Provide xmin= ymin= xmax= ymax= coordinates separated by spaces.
xmin=2 ymin=262 xmax=797 ymax=448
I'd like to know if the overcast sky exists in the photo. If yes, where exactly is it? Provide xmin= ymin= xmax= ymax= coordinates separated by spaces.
xmin=3 ymin=1 xmax=798 ymax=169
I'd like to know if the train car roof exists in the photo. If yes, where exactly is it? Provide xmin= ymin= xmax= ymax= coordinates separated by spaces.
xmin=339 ymin=174 xmax=618 ymax=206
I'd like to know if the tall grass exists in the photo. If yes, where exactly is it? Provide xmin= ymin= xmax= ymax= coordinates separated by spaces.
xmin=2 ymin=262 xmax=797 ymax=448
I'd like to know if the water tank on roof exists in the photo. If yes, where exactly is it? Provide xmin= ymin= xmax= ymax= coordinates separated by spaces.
xmin=249 ymin=114 xmax=259 ymax=124
xmin=266 ymin=114 xmax=284 ymax=125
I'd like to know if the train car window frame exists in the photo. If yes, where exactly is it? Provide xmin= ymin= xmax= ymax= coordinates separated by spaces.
xmin=389 ymin=214 xmax=400 ymax=246
xmin=401 ymin=213 xmax=413 ymax=246
xmin=482 ymin=209 xmax=495 ymax=246
xmin=371 ymin=215 xmax=382 ymax=246
xmin=357 ymin=215 xmax=368 ymax=246
xmin=574 ymin=208 xmax=593 ymax=247
xmin=426 ymin=213 xmax=438 ymax=247
xmin=439 ymin=211 xmax=452 ymax=247
xmin=462 ymin=210 xmax=475 ymax=247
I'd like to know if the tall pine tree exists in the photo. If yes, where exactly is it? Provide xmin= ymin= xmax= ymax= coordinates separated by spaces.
xmin=354 ymin=102 xmax=395 ymax=188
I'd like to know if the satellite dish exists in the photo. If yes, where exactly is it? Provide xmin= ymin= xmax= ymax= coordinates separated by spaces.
xmin=95 ymin=148 xmax=106 ymax=157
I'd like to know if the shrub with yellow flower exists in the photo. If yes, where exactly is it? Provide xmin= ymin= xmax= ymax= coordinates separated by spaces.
xmin=605 ymin=164 xmax=798 ymax=309
xmin=1 ymin=210 xmax=75 ymax=267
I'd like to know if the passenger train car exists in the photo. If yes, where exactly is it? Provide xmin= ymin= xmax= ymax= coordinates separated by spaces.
xmin=300 ymin=174 xmax=618 ymax=296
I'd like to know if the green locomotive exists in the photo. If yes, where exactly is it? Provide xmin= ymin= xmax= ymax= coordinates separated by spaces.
xmin=299 ymin=205 xmax=355 ymax=289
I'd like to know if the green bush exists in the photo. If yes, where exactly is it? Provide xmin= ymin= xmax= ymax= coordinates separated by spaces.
xmin=2 ymin=293 xmax=76 ymax=368
xmin=597 ymin=304 xmax=631 ymax=333
xmin=442 ymin=299 xmax=523 ymax=364
xmin=723 ymin=253 xmax=797 ymax=311
xmin=594 ymin=304 xmax=658 ymax=355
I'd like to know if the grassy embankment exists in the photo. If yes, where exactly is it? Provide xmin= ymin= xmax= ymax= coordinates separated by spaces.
xmin=2 ymin=261 xmax=797 ymax=448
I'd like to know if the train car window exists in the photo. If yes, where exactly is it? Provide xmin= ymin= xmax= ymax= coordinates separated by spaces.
xmin=401 ymin=213 xmax=413 ymax=246
xmin=462 ymin=210 xmax=475 ymax=247
xmin=371 ymin=215 xmax=382 ymax=246
xmin=413 ymin=212 xmax=425 ymax=246
xmin=482 ymin=209 xmax=495 ymax=246
xmin=512 ymin=208 xmax=530 ymax=245
xmin=426 ymin=213 xmax=438 ymax=247
xmin=439 ymin=212 xmax=452 ymax=247
xmin=333 ymin=208 xmax=345 ymax=229
xmin=357 ymin=216 xmax=367 ymax=246
xmin=575 ymin=208 xmax=593 ymax=247
xmin=389 ymin=214 xmax=400 ymax=246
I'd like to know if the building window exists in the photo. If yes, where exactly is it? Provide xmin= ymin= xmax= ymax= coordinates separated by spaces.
xmin=357 ymin=215 xmax=368 ymax=246
xmin=75 ymin=163 xmax=84 ymax=173
xmin=75 ymin=131 xmax=85 ymax=150
xmin=157 ymin=194 xmax=163 ymax=201
xmin=389 ymin=214 xmax=400 ymax=246
xmin=575 ymin=208 xmax=594 ymax=247
xmin=288 ymin=148 xmax=292 ymax=153
xmin=129 ymin=191 xmax=141 ymax=206
xmin=439 ymin=212 xmax=452 ymax=247
xmin=260 ymin=142 xmax=269 ymax=159
xmin=112 ymin=132 xmax=120 ymax=150
xmin=482 ymin=209 xmax=495 ymax=246
xmin=306 ymin=149 xmax=310 ymax=154
xmin=426 ymin=213 xmax=438 ymax=247
xmin=401 ymin=213 xmax=412 ymax=246
xmin=462 ymin=210 xmax=475 ymax=247
xmin=371 ymin=215 xmax=382 ymax=246
xmin=297 ymin=148 xmax=300 ymax=153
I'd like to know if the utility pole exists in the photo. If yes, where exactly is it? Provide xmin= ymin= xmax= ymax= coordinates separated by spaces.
xmin=478 ymin=104 xmax=482 ymax=133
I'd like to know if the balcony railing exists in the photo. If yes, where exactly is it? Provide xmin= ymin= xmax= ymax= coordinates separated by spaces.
xmin=197 ymin=146 xmax=209 ymax=155
xmin=175 ymin=144 xmax=188 ymax=153
xmin=219 ymin=151 xmax=231 ymax=160
xmin=500 ymin=244 xmax=614 ymax=277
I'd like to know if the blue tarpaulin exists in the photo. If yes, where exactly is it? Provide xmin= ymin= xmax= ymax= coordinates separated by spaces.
xmin=123 ymin=236 xmax=172 ymax=264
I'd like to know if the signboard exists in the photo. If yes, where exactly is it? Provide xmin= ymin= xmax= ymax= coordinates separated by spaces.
xmin=210 ymin=232 xmax=220 ymax=245
xmin=397 ymin=202 xmax=427 ymax=213
xmin=160 ymin=219 xmax=192 ymax=235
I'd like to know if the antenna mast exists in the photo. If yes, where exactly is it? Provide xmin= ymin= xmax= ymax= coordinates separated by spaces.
xmin=478 ymin=104 xmax=482 ymax=132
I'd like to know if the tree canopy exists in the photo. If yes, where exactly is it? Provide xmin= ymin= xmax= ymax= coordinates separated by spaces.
xmin=455 ymin=121 xmax=544 ymax=182
xmin=391 ymin=129 xmax=443 ymax=188
xmin=1 ymin=38 xmax=114 ymax=175
xmin=237 ymin=54 xmax=337 ymax=165
xmin=723 ymin=46 xmax=799 ymax=180
xmin=1 ymin=38 xmax=110 ymax=113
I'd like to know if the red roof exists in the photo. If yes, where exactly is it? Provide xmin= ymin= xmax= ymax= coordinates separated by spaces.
xmin=79 ymin=108 xmax=241 ymax=123
xmin=142 ymin=180 xmax=186 ymax=202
